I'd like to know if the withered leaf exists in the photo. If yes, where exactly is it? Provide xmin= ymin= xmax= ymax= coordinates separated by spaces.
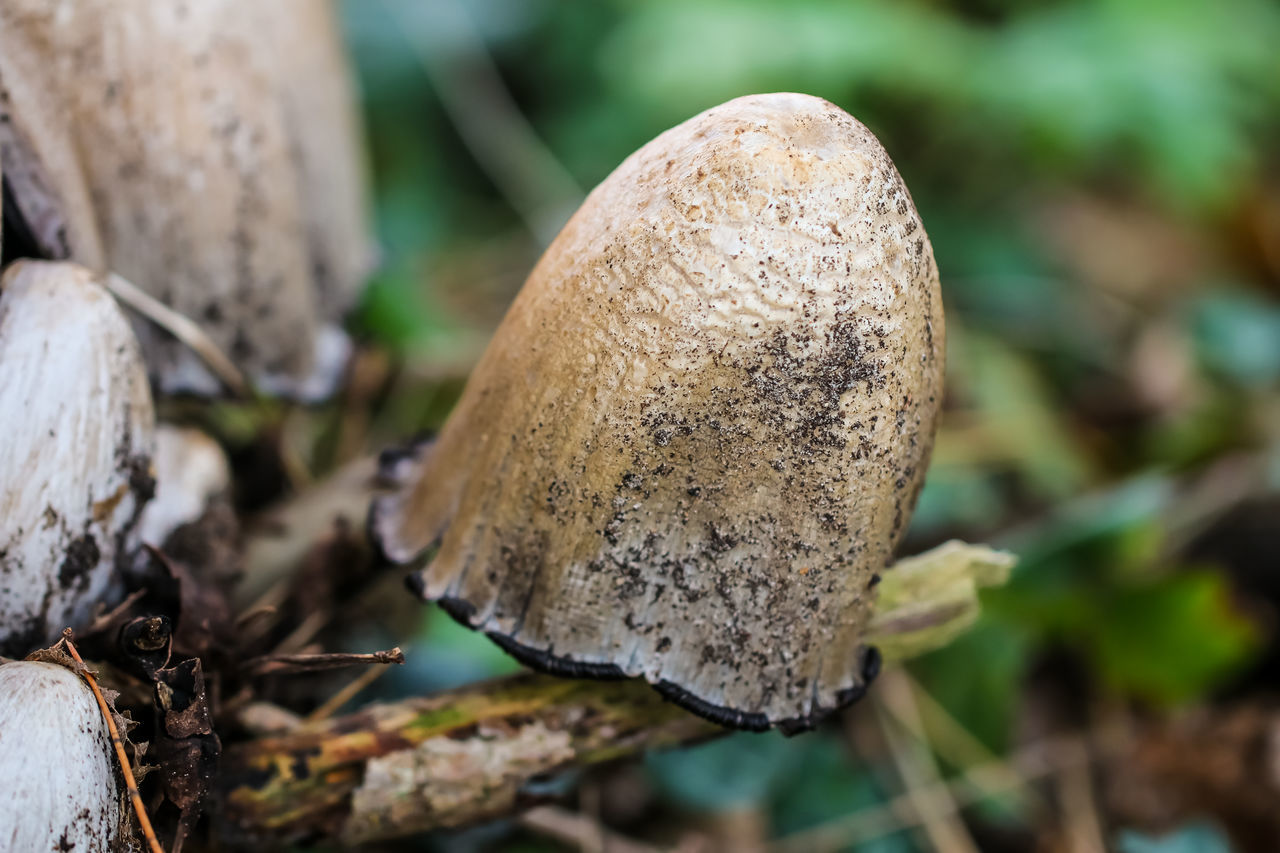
xmin=154 ymin=657 xmax=221 ymax=836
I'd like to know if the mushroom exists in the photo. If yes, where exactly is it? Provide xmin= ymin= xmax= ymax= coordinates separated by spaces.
xmin=372 ymin=93 xmax=944 ymax=731
xmin=0 ymin=260 xmax=155 ymax=657
xmin=0 ymin=0 xmax=374 ymax=399
xmin=0 ymin=661 xmax=120 ymax=851
xmin=137 ymin=424 xmax=232 ymax=550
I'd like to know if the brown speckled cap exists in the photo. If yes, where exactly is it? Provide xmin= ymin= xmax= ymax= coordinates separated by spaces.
xmin=372 ymin=93 xmax=945 ymax=731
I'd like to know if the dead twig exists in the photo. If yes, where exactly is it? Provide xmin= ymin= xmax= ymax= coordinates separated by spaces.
xmin=874 ymin=670 xmax=982 ymax=853
xmin=305 ymin=653 xmax=404 ymax=723
xmin=238 ymin=456 xmax=377 ymax=609
xmin=1054 ymin=739 xmax=1107 ymax=853
xmin=85 ymin=588 xmax=149 ymax=635
xmin=242 ymin=647 xmax=405 ymax=677
xmin=104 ymin=272 xmax=249 ymax=398
xmin=901 ymin=670 xmax=1047 ymax=815
xmin=769 ymin=735 xmax=1092 ymax=853
xmin=267 ymin=608 xmax=332 ymax=657
xmin=520 ymin=805 xmax=664 ymax=853
xmin=218 ymin=674 xmax=715 ymax=845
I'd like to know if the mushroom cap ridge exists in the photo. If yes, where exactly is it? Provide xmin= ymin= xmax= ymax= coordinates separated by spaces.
xmin=372 ymin=93 xmax=944 ymax=731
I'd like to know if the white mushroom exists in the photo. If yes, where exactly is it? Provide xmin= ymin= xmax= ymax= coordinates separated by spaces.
xmin=0 ymin=660 xmax=120 ymax=852
xmin=0 ymin=260 xmax=154 ymax=657
xmin=137 ymin=425 xmax=232 ymax=549
xmin=372 ymin=94 xmax=945 ymax=731
xmin=0 ymin=0 xmax=374 ymax=399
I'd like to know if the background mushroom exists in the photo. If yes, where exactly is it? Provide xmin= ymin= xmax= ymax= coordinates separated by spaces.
xmin=0 ymin=661 xmax=120 ymax=852
xmin=0 ymin=0 xmax=374 ymax=399
xmin=0 ymin=260 xmax=154 ymax=657
xmin=372 ymin=93 xmax=944 ymax=731
xmin=137 ymin=424 xmax=232 ymax=550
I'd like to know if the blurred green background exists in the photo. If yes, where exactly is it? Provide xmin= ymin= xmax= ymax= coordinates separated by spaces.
xmin=332 ymin=0 xmax=1280 ymax=849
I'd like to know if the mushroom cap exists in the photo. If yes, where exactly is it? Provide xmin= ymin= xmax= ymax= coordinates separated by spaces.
xmin=136 ymin=424 xmax=231 ymax=549
xmin=0 ymin=0 xmax=374 ymax=399
xmin=0 ymin=260 xmax=155 ymax=657
xmin=372 ymin=93 xmax=944 ymax=730
xmin=0 ymin=661 xmax=120 ymax=851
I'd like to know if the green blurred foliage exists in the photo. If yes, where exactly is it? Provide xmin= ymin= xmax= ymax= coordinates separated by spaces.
xmin=647 ymin=731 xmax=915 ymax=850
xmin=337 ymin=0 xmax=1280 ymax=848
xmin=599 ymin=0 xmax=1280 ymax=208
xmin=1190 ymin=290 xmax=1280 ymax=388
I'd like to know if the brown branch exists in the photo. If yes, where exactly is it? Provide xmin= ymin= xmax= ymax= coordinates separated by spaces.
xmin=214 ymin=539 xmax=1014 ymax=847
xmin=216 ymin=673 xmax=715 ymax=847
xmin=241 ymin=647 xmax=405 ymax=677
xmin=520 ymin=804 xmax=665 ymax=853
xmin=104 ymin=272 xmax=250 ymax=398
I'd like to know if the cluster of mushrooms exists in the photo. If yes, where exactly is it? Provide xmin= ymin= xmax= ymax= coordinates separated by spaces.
xmin=0 ymin=3 xmax=945 ymax=850
xmin=0 ymin=1 xmax=371 ymax=848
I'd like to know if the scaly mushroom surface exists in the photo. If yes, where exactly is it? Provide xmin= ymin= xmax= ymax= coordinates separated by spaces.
xmin=0 ymin=661 xmax=120 ymax=851
xmin=0 ymin=260 xmax=154 ymax=657
xmin=373 ymin=93 xmax=944 ymax=731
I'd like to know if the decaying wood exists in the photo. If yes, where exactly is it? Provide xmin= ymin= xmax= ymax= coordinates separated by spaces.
xmin=218 ymin=541 xmax=1012 ymax=847
xmin=219 ymin=674 xmax=715 ymax=846
xmin=242 ymin=647 xmax=405 ymax=677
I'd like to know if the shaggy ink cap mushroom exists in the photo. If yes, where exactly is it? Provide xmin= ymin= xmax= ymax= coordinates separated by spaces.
xmin=372 ymin=93 xmax=945 ymax=732
xmin=137 ymin=425 xmax=232 ymax=549
xmin=0 ymin=260 xmax=155 ymax=657
xmin=0 ymin=0 xmax=374 ymax=399
xmin=0 ymin=661 xmax=121 ymax=851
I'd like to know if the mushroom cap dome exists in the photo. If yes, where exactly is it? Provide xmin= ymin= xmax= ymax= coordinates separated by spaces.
xmin=0 ymin=261 xmax=154 ymax=657
xmin=0 ymin=661 xmax=120 ymax=851
xmin=373 ymin=93 xmax=944 ymax=730
xmin=0 ymin=0 xmax=373 ymax=399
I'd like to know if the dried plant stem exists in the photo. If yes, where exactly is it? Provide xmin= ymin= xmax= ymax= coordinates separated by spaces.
xmin=874 ymin=674 xmax=981 ymax=853
xmin=1054 ymin=740 xmax=1107 ymax=853
xmin=222 ymin=494 xmax=1015 ymax=847
xmin=270 ymin=608 xmax=331 ymax=656
xmin=62 ymin=632 xmax=166 ymax=853
xmin=243 ymin=647 xmax=405 ymax=676
xmin=85 ymin=589 xmax=148 ymax=635
xmin=104 ymin=272 xmax=249 ymax=397
xmin=305 ymin=656 xmax=400 ymax=723
xmin=520 ymin=805 xmax=664 ymax=853
xmin=900 ymin=670 xmax=1046 ymax=814
xmin=770 ymin=735 xmax=1090 ymax=853
xmin=239 ymin=455 xmax=377 ymax=608
xmin=217 ymin=674 xmax=715 ymax=846
xmin=381 ymin=0 xmax=582 ymax=245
